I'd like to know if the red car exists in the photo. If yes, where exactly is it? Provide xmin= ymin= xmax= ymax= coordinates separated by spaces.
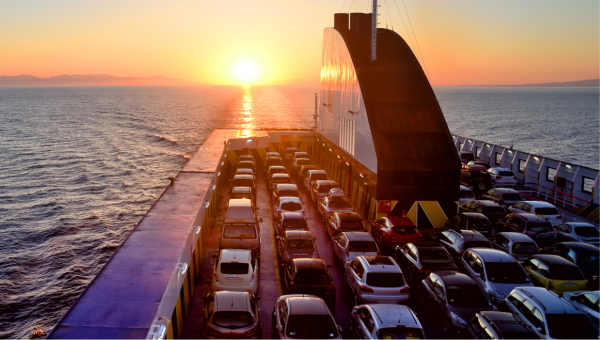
xmin=371 ymin=216 xmax=423 ymax=252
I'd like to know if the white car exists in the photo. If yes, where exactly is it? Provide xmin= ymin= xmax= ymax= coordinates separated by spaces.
xmin=459 ymin=185 xmax=475 ymax=205
xmin=555 ymin=222 xmax=600 ymax=246
xmin=273 ymin=196 xmax=306 ymax=219
xmin=317 ymin=194 xmax=354 ymax=220
xmin=333 ymin=232 xmax=379 ymax=263
xmin=509 ymin=201 xmax=563 ymax=225
xmin=344 ymin=255 xmax=410 ymax=305
xmin=487 ymin=167 xmax=518 ymax=187
xmin=211 ymin=249 xmax=258 ymax=295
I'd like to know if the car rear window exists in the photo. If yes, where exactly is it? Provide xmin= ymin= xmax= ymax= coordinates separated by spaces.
xmin=212 ymin=311 xmax=253 ymax=328
xmin=311 ymin=173 xmax=328 ymax=181
xmin=481 ymin=207 xmax=506 ymax=215
xmin=549 ymin=265 xmax=585 ymax=280
xmin=233 ymin=179 xmax=254 ymax=188
xmin=378 ymin=327 xmax=424 ymax=340
xmin=226 ymin=207 xmax=254 ymax=221
xmin=223 ymin=225 xmax=256 ymax=239
xmin=420 ymin=249 xmax=452 ymax=263
xmin=468 ymin=219 xmax=492 ymax=231
xmin=501 ymin=193 xmax=522 ymax=201
xmin=221 ymin=263 xmax=249 ymax=274
xmin=391 ymin=226 xmax=417 ymax=234
xmin=366 ymin=273 xmax=404 ymax=287
xmin=329 ymin=200 xmax=352 ymax=209
xmin=288 ymin=240 xmax=314 ymax=248
xmin=576 ymin=251 xmax=599 ymax=266
xmin=286 ymin=314 xmax=338 ymax=339
xmin=446 ymin=284 xmax=490 ymax=308
xmin=499 ymin=171 xmax=515 ymax=176
xmin=485 ymin=262 xmax=529 ymax=283
xmin=534 ymin=207 xmax=559 ymax=215
xmin=283 ymin=219 xmax=308 ymax=229
xmin=512 ymin=242 xmax=538 ymax=254
xmin=318 ymin=184 xmax=337 ymax=193
xmin=546 ymin=314 xmax=599 ymax=339
xmin=462 ymin=241 xmax=491 ymax=249
xmin=295 ymin=270 xmax=331 ymax=285
xmin=341 ymin=220 xmax=365 ymax=231
xmin=527 ymin=222 xmax=553 ymax=232
xmin=273 ymin=177 xmax=290 ymax=183
xmin=574 ymin=226 xmax=599 ymax=237
xmin=348 ymin=241 xmax=378 ymax=252
xmin=296 ymin=159 xmax=311 ymax=166
xmin=460 ymin=190 xmax=475 ymax=199
xmin=281 ymin=202 xmax=303 ymax=212
xmin=279 ymin=190 xmax=299 ymax=197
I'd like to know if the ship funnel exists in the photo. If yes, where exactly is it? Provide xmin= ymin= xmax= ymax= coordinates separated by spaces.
xmin=334 ymin=13 xmax=349 ymax=31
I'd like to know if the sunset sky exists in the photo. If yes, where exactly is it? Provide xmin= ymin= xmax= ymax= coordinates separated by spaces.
xmin=1 ymin=0 xmax=598 ymax=86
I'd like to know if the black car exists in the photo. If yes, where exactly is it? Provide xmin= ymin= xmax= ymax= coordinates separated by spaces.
xmin=434 ymin=229 xmax=492 ymax=263
xmin=496 ymin=213 xmax=556 ymax=247
xmin=418 ymin=271 xmax=495 ymax=337
xmin=539 ymin=242 xmax=600 ymax=289
xmin=459 ymin=200 xmax=507 ymax=226
xmin=282 ymin=258 xmax=336 ymax=311
xmin=467 ymin=311 xmax=540 ymax=339
xmin=445 ymin=212 xmax=494 ymax=238
xmin=461 ymin=164 xmax=492 ymax=193
xmin=325 ymin=212 xmax=367 ymax=239
xmin=395 ymin=242 xmax=458 ymax=284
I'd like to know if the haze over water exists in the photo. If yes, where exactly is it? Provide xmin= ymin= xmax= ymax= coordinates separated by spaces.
xmin=0 ymin=85 xmax=597 ymax=338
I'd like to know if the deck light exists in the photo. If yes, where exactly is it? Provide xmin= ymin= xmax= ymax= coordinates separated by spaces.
xmin=247 ymin=139 xmax=252 ymax=142
xmin=565 ymin=164 xmax=572 ymax=168
xmin=346 ymin=162 xmax=350 ymax=166
xmin=204 ymin=201 xmax=210 ymax=208
xmin=359 ymin=173 xmax=364 ymax=178
xmin=534 ymin=157 xmax=540 ymax=161
xmin=212 ymin=184 xmax=216 ymax=190
xmin=221 ymin=162 xmax=224 ymax=166
xmin=217 ymin=172 xmax=221 ymax=177
xmin=177 ymin=263 xmax=188 ymax=275
xmin=148 ymin=318 xmax=168 ymax=340
xmin=337 ymin=155 xmax=341 ymax=159
xmin=194 ymin=226 xmax=201 ymax=235
xmin=329 ymin=149 xmax=332 ymax=152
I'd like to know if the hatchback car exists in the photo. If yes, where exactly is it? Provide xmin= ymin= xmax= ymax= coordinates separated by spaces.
xmin=459 ymin=185 xmax=475 ymax=205
xmin=202 ymin=291 xmax=262 ymax=339
xmin=491 ymin=232 xmax=538 ymax=262
xmin=274 ymin=212 xmax=309 ymax=237
xmin=272 ymin=184 xmax=301 ymax=203
xmin=271 ymin=295 xmax=341 ymax=339
xmin=299 ymin=164 xmax=318 ymax=180
xmin=351 ymin=304 xmax=425 ymax=340
xmin=325 ymin=212 xmax=367 ymax=239
xmin=482 ymin=188 xmax=523 ymax=207
xmin=273 ymin=197 xmax=305 ymax=219
xmin=211 ymin=249 xmax=258 ymax=295
xmin=276 ymin=230 xmax=318 ymax=265
xmin=267 ymin=165 xmax=287 ymax=179
xmin=268 ymin=173 xmax=292 ymax=191
xmin=555 ymin=222 xmax=599 ymax=246
xmin=522 ymin=254 xmax=587 ymax=293
xmin=304 ymin=169 xmax=329 ymax=191
xmin=418 ymin=271 xmax=495 ymax=337
xmin=460 ymin=200 xmax=507 ymax=225
xmin=317 ymin=195 xmax=353 ymax=221
xmin=461 ymin=248 xmax=533 ymax=306
xmin=495 ymin=213 xmax=556 ymax=247
xmin=487 ymin=167 xmax=518 ymax=187
xmin=230 ymin=186 xmax=256 ymax=205
xmin=434 ymin=229 xmax=492 ymax=262
xmin=332 ymin=232 xmax=379 ymax=262
xmin=395 ymin=242 xmax=458 ymax=284
xmin=505 ymin=286 xmax=599 ymax=339
xmin=562 ymin=290 xmax=600 ymax=326
xmin=344 ymin=255 xmax=410 ymax=305
xmin=538 ymin=242 xmax=600 ymax=288
xmin=445 ymin=212 xmax=494 ymax=238
xmin=371 ymin=216 xmax=423 ymax=252
xmin=467 ymin=311 xmax=540 ymax=339
xmin=235 ymin=167 xmax=256 ymax=180
xmin=509 ymin=201 xmax=562 ymax=226
xmin=311 ymin=180 xmax=339 ymax=204
xmin=282 ymin=259 xmax=336 ymax=310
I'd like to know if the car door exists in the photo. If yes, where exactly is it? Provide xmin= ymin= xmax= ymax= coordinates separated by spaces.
xmin=355 ymin=307 xmax=375 ymax=339
xmin=347 ymin=258 xmax=364 ymax=292
xmin=431 ymin=279 xmax=448 ymax=321
xmin=278 ymin=234 xmax=287 ymax=260
xmin=333 ymin=233 xmax=347 ymax=260
xmin=421 ymin=276 xmax=439 ymax=315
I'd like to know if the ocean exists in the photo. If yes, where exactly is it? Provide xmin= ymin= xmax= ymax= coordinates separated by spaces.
xmin=0 ymin=85 xmax=598 ymax=338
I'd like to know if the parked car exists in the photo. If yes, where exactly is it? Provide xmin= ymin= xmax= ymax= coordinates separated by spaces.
xmin=235 ymin=167 xmax=256 ymax=181
xmin=276 ymin=230 xmax=318 ymax=265
xmin=418 ymin=271 xmax=495 ymax=337
xmin=267 ymin=165 xmax=287 ymax=179
xmin=445 ymin=212 xmax=494 ymax=238
xmin=283 ymin=147 xmax=298 ymax=161
xmin=487 ymin=167 xmax=518 ymax=187
xmin=351 ymin=304 xmax=425 ymax=340
xmin=522 ymin=254 xmax=588 ymax=293
xmin=459 ymin=200 xmax=507 ymax=225
xmin=237 ymin=160 xmax=256 ymax=173
xmin=230 ymin=186 xmax=256 ymax=205
xmin=332 ymin=232 xmax=379 ymax=263
xmin=317 ymin=195 xmax=353 ymax=221
xmin=459 ymin=151 xmax=476 ymax=164
xmin=344 ymin=255 xmax=410 ymax=305
xmin=239 ymin=154 xmax=254 ymax=162
xmin=292 ymin=158 xmax=312 ymax=176
xmin=509 ymin=201 xmax=562 ymax=226
xmin=460 ymin=185 xmax=475 ymax=205
xmin=221 ymin=200 xmax=261 ymax=260
xmin=555 ymin=222 xmax=600 ymax=246
xmin=505 ymin=287 xmax=599 ymax=339
xmin=370 ymin=216 xmax=422 ymax=252
xmin=562 ymin=290 xmax=600 ymax=326
xmin=263 ymin=151 xmax=280 ymax=159
xmin=211 ymin=249 xmax=259 ymax=295
xmin=272 ymin=184 xmax=300 ymax=203
xmin=325 ymin=212 xmax=366 ymax=239
xmin=461 ymin=248 xmax=533 ymax=306
xmin=467 ymin=311 xmax=541 ymax=339
xmin=231 ymin=174 xmax=257 ymax=197
xmin=299 ymin=165 xmax=318 ymax=180
xmin=491 ymin=232 xmax=539 ymax=262
xmin=495 ymin=213 xmax=556 ymax=247
xmin=271 ymin=295 xmax=341 ymax=340
xmin=202 ymin=291 xmax=262 ymax=339
xmin=434 ymin=229 xmax=492 ymax=263
xmin=264 ymin=156 xmax=284 ymax=170
xmin=304 ymin=169 xmax=328 ymax=191
xmin=467 ymin=161 xmax=491 ymax=169
xmin=538 ymin=242 xmax=600 ymax=288
xmin=395 ymin=242 xmax=458 ymax=284
xmin=310 ymin=180 xmax=339 ymax=204
xmin=268 ymin=173 xmax=292 ymax=191
xmin=282 ymin=259 xmax=336 ymax=311
xmin=273 ymin=196 xmax=305 ymax=219
xmin=224 ymin=198 xmax=258 ymax=227
xmin=274 ymin=212 xmax=309 ymax=237
xmin=293 ymin=151 xmax=309 ymax=161
xmin=461 ymin=163 xmax=492 ymax=192
xmin=482 ymin=188 xmax=523 ymax=207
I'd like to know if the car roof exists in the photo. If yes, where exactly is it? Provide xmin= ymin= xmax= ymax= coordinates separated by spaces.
xmin=384 ymin=216 xmax=416 ymax=226
xmin=514 ymin=213 xmax=548 ymax=222
xmin=469 ymin=248 xmax=517 ymax=262
xmin=276 ymin=184 xmax=298 ymax=190
xmin=513 ymin=287 xmax=581 ymax=314
xmin=308 ymin=169 xmax=327 ymax=175
xmin=412 ymin=242 xmax=445 ymax=249
xmin=231 ymin=186 xmax=252 ymax=193
xmin=285 ymin=295 xmax=329 ymax=315
xmin=493 ymin=188 xmax=520 ymax=194
xmin=460 ymin=185 xmax=472 ymax=191
xmin=461 ymin=212 xmax=489 ymax=220
xmin=455 ymin=229 xmax=487 ymax=240
xmin=559 ymin=242 xmax=600 ymax=251
xmin=532 ymin=254 xmax=579 ymax=267
xmin=268 ymin=165 xmax=285 ymax=170
xmin=498 ymin=232 xmax=535 ymax=242
xmin=360 ymin=256 xmax=399 ymax=272
xmin=214 ymin=291 xmax=250 ymax=311
xmin=294 ymin=151 xmax=308 ymax=155
xmin=328 ymin=188 xmax=345 ymax=197
xmin=476 ymin=200 xmax=501 ymax=207
xmin=238 ymin=160 xmax=255 ymax=164
xmin=220 ymin=249 xmax=251 ymax=262
xmin=370 ymin=304 xmax=420 ymax=327
xmin=279 ymin=196 xmax=302 ymax=203
xmin=233 ymin=174 xmax=254 ymax=180
xmin=292 ymin=258 xmax=328 ymax=271
xmin=490 ymin=167 xmax=513 ymax=171
xmin=564 ymin=222 xmax=598 ymax=228
xmin=316 ymin=180 xmax=338 ymax=186
xmin=436 ymin=271 xmax=477 ymax=285
xmin=342 ymin=232 xmax=374 ymax=241
xmin=272 ymin=173 xmax=290 ymax=178
xmin=521 ymin=201 xmax=556 ymax=208
xmin=284 ymin=230 xmax=313 ymax=239
xmin=228 ymin=199 xmax=252 ymax=207
xmin=294 ymin=158 xmax=310 ymax=162
xmin=479 ymin=311 xmax=521 ymax=324
xmin=335 ymin=211 xmax=362 ymax=221
xmin=281 ymin=212 xmax=304 ymax=219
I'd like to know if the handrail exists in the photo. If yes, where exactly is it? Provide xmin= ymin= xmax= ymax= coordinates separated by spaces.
xmin=551 ymin=188 xmax=592 ymax=205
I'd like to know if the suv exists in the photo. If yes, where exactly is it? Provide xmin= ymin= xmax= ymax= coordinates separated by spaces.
xmin=461 ymin=163 xmax=492 ymax=192
xmin=274 ymin=212 xmax=309 ymax=237
xmin=221 ymin=199 xmax=261 ymax=260
xmin=496 ymin=213 xmax=556 ymax=247
xmin=276 ymin=230 xmax=318 ymax=265
xmin=554 ymin=222 xmax=600 ymax=246
xmin=459 ymin=200 xmax=507 ymax=225
xmin=505 ymin=287 xmax=599 ymax=339
xmin=231 ymin=174 xmax=257 ymax=197
xmin=461 ymin=248 xmax=533 ymax=306
xmin=202 ymin=291 xmax=262 ymax=339
xmin=271 ymin=295 xmax=341 ymax=340
xmin=509 ymin=201 xmax=562 ymax=226
xmin=272 ymin=184 xmax=300 ymax=203
xmin=304 ymin=170 xmax=329 ymax=191
xmin=491 ymin=232 xmax=538 ymax=261
xmin=487 ymin=167 xmax=518 ymax=187
xmin=343 ymin=256 xmax=409 ymax=305
xmin=230 ymin=186 xmax=256 ymax=205
xmin=482 ymin=188 xmax=522 ymax=206
xmin=395 ymin=242 xmax=458 ymax=284
xmin=434 ymin=229 xmax=492 ymax=262
xmin=311 ymin=180 xmax=339 ymax=204
xmin=351 ymin=304 xmax=425 ymax=340
xmin=467 ymin=311 xmax=540 ymax=339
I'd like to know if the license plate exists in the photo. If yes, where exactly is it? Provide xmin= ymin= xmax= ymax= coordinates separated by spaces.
xmin=227 ymin=277 xmax=243 ymax=280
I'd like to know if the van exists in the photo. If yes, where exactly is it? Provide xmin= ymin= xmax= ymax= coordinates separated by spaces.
xmin=220 ymin=199 xmax=261 ymax=260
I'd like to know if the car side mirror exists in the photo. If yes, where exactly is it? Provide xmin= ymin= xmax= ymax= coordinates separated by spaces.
xmin=537 ymin=327 xmax=543 ymax=333
xmin=345 ymin=261 xmax=351 ymax=267
xmin=275 ymin=236 xmax=280 ymax=240
xmin=258 ymin=217 xmax=263 ymax=223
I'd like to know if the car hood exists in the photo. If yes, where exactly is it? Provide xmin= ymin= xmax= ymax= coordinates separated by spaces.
xmin=488 ymin=281 xmax=533 ymax=298
xmin=450 ymin=304 xmax=495 ymax=322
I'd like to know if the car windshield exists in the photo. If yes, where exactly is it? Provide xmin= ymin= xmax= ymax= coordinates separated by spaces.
xmin=281 ymin=202 xmax=303 ymax=212
xmin=294 ymin=270 xmax=331 ymax=285
xmin=288 ymin=240 xmax=314 ymax=248
xmin=286 ymin=314 xmax=338 ymax=339
xmin=462 ymin=241 xmax=491 ymax=249
xmin=574 ymin=226 xmax=600 ymax=237
xmin=512 ymin=242 xmax=538 ymax=255
xmin=535 ymin=207 xmax=559 ymax=215
xmin=391 ymin=226 xmax=417 ymax=234
xmin=312 ymin=173 xmax=328 ymax=181
xmin=366 ymin=273 xmax=404 ymax=287
xmin=502 ymin=193 xmax=522 ymax=201
xmin=283 ymin=219 xmax=308 ymax=229
xmin=348 ymin=241 xmax=378 ymax=252
xmin=527 ymin=222 xmax=553 ymax=232
xmin=226 ymin=207 xmax=254 ymax=220
xmin=329 ymin=199 xmax=352 ymax=209
xmin=273 ymin=177 xmax=290 ymax=183
xmin=318 ymin=184 xmax=337 ymax=193
xmin=575 ymin=251 xmax=599 ymax=266
xmin=546 ymin=314 xmax=599 ymax=339
xmin=212 ymin=311 xmax=253 ymax=329
xmin=279 ymin=190 xmax=299 ymax=197
xmin=460 ymin=190 xmax=475 ymax=198
xmin=233 ymin=179 xmax=253 ymax=187
xmin=499 ymin=171 xmax=515 ymax=176
xmin=223 ymin=225 xmax=256 ymax=239
xmin=549 ymin=265 xmax=585 ymax=280
xmin=420 ymin=249 xmax=452 ymax=263
xmin=485 ymin=262 xmax=529 ymax=283
xmin=341 ymin=220 xmax=365 ymax=231
xmin=482 ymin=207 xmax=506 ymax=215
xmin=446 ymin=284 xmax=490 ymax=308
xmin=469 ymin=219 xmax=492 ymax=231
xmin=238 ymin=163 xmax=254 ymax=169
xmin=378 ymin=327 xmax=425 ymax=339
xmin=221 ymin=263 xmax=249 ymax=274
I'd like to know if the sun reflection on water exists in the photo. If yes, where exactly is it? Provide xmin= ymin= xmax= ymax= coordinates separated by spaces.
xmin=239 ymin=85 xmax=255 ymax=133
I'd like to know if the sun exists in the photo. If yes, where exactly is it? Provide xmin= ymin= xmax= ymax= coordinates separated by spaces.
xmin=234 ymin=61 xmax=260 ymax=84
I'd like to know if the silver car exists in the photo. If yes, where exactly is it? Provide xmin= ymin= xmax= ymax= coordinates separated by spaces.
xmin=351 ymin=304 xmax=425 ymax=339
xmin=482 ymin=188 xmax=522 ymax=206
xmin=271 ymin=294 xmax=341 ymax=339
xmin=343 ymin=255 xmax=409 ymax=305
xmin=490 ymin=232 xmax=539 ymax=262
xmin=555 ymin=222 xmax=600 ymax=246
xmin=562 ymin=290 xmax=600 ymax=326
xmin=202 ymin=291 xmax=262 ymax=338
xmin=332 ymin=232 xmax=379 ymax=263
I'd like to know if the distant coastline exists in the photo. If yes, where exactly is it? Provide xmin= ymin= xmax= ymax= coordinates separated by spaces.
xmin=0 ymin=74 xmax=198 ymax=86
xmin=460 ymin=79 xmax=599 ymax=87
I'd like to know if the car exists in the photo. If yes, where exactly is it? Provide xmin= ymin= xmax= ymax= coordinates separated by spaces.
xmin=370 ymin=216 xmax=422 ymax=252
xmin=274 ymin=212 xmax=309 ymax=237
xmin=434 ymin=229 xmax=492 ymax=262
xmin=459 ymin=200 xmax=507 ymax=225
xmin=239 ymin=154 xmax=254 ymax=162
xmin=505 ymin=287 xmax=599 ymax=339
xmin=272 ymin=184 xmax=300 ymax=203
xmin=487 ymin=167 xmax=518 ymax=187
xmin=291 ymin=158 xmax=312 ymax=176
xmin=221 ymin=200 xmax=261 ymax=260
xmin=350 ymin=304 xmax=425 ymax=339
xmin=283 ymin=147 xmax=299 ymax=161
xmin=271 ymin=295 xmax=341 ymax=339
xmin=482 ymin=188 xmax=523 ymax=207
xmin=555 ymin=222 xmax=600 ymax=246
xmin=310 ymin=180 xmax=339 ymax=204
xmin=495 ymin=213 xmax=556 ymax=247
xmin=538 ymin=242 xmax=600 ymax=288
xmin=325 ymin=212 xmax=366 ymax=239
xmin=211 ymin=249 xmax=259 ymax=294
xmin=276 ymin=230 xmax=318 ymax=265
xmin=445 ymin=212 xmax=495 ymax=238
xmin=293 ymin=151 xmax=309 ymax=161
xmin=467 ymin=311 xmax=541 ymax=339
xmin=490 ymin=232 xmax=539 ymax=262
xmin=202 ymin=291 xmax=262 ymax=339
xmin=224 ymin=198 xmax=258 ymax=228
xmin=317 ymin=194 xmax=353 ymax=222
xmin=461 ymin=163 xmax=492 ymax=192
xmin=282 ymin=259 xmax=336 ymax=311
xmin=231 ymin=174 xmax=257 ymax=197
xmin=273 ymin=196 xmax=305 ymax=219
xmin=237 ymin=160 xmax=256 ymax=173
xmin=459 ymin=185 xmax=475 ymax=205
xmin=395 ymin=242 xmax=458 ymax=284
xmin=467 ymin=161 xmax=491 ymax=169
xmin=459 ymin=151 xmax=476 ymax=164
xmin=299 ymin=165 xmax=318 ymax=180
xmin=508 ymin=201 xmax=563 ymax=226
xmin=304 ymin=169 xmax=328 ymax=191
xmin=418 ymin=271 xmax=496 ymax=337
xmin=268 ymin=173 xmax=292 ymax=191
xmin=230 ymin=186 xmax=256 ymax=205
xmin=267 ymin=165 xmax=287 ymax=179
xmin=522 ymin=254 xmax=588 ymax=293
xmin=344 ymin=255 xmax=410 ymax=305
xmin=263 ymin=151 xmax=280 ymax=159
xmin=461 ymin=248 xmax=534 ymax=307
xmin=562 ymin=290 xmax=600 ymax=326
xmin=235 ymin=167 xmax=256 ymax=180
xmin=264 ymin=156 xmax=284 ymax=170
xmin=332 ymin=232 xmax=379 ymax=262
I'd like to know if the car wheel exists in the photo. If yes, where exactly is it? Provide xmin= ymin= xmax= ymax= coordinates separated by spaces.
xmin=477 ymin=182 xmax=486 ymax=191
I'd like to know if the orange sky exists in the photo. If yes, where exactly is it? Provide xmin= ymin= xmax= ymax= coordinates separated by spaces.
xmin=0 ymin=0 xmax=598 ymax=86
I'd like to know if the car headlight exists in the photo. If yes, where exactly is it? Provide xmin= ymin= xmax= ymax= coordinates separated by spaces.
xmin=450 ymin=312 xmax=467 ymax=326
xmin=491 ymin=291 xmax=505 ymax=301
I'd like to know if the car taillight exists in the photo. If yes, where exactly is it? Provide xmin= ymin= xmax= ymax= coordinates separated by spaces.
xmin=513 ymin=176 xmax=517 ymax=180
xmin=557 ymin=215 xmax=562 ymax=219
xmin=497 ymin=176 xmax=502 ymax=179
xmin=290 ymin=282 xmax=297 ymax=291
xmin=302 ymin=211 xmax=306 ymax=216
xmin=205 ymin=326 xmax=221 ymax=337
xmin=327 ymin=284 xmax=335 ymax=294
xmin=255 ymin=247 xmax=260 ymax=254
xmin=548 ymin=281 xmax=554 ymax=290
xmin=312 ymin=252 xmax=317 ymax=258
xmin=284 ymin=252 xmax=289 ymax=259
xmin=418 ymin=268 xmax=431 ymax=275
xmin=244 ymin=327 xmax=260 ymax=335
xmin=400 ymin=286 xmax=410 ymax=293
xmin=360 ymin=285 xmax=374 ymax=293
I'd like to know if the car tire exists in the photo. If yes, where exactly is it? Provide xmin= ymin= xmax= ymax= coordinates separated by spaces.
xmin=477 ymin=182 xmax=486 ymax=191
